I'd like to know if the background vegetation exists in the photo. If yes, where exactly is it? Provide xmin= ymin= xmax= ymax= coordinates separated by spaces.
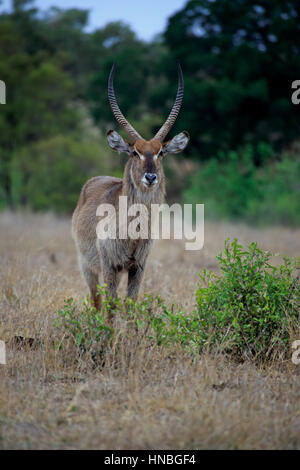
xmin=0 ymin=0 xmax=300 ymax=222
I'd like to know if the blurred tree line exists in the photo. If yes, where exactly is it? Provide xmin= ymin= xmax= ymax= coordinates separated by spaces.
xmin=0 ymin=0 xmax=300 ymax=223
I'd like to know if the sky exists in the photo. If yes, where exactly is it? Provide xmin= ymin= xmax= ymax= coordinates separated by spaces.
xmin=0 ymin=0 xmax=187 ymax=41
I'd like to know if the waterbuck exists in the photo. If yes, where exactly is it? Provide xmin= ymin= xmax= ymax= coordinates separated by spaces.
xmin=72 ymin=63 xmax=189 ymax=317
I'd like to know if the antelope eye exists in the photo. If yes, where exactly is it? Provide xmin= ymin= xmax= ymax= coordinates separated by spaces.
xmin=132 ymin=150 xmax=139 ymax=157
xmin=158 ymin=149 xmax=163 ymax=157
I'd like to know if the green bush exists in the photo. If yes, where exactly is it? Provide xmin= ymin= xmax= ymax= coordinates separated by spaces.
xmin=184 ymin=144 xmax=300 ymax=226
xmin=55 ymin=241 xmax=300 ymax=364
xmin=196 ymin=239 xmax=300 ymax=360
xmin=249 ymin=157 xmax=300 ymax=226
xmin=10 ymin=134 xmax=122 ymax=212
xmin=184 ymin=145 xmax=258 ymax=219
xmin=55 ymin=296 xmax=113 ymax=360
xmin=54 ymin=287 xmax=197 ymax=366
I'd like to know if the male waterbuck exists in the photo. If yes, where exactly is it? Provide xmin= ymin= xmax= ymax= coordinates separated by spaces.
xmin=72 ymin=63 xmax=189 ymax=316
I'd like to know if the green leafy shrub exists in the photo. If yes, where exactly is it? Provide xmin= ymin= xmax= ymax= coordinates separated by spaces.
xmin=196 ymin=239 xmax=300 ymax=360
xmin=183 ymin=144 xmax=263 ymax=220
xmin=184 ymin=143 xmax=300 ymax=226
xmin=249 ymin=156 xmax=300 ymax=226
xmin=10 ymin=134 xmax=122 ymax=213
xmin=54 ymin=286 xmax=196 ymax=366
xmin=55 ymin=241 xmax=300 ymax=364
xmin=55 ymin=296 xmax=113 ymax=364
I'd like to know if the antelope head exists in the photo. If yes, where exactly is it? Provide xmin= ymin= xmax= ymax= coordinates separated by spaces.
xmin=106 ymin=63 xmax=190 ymax=191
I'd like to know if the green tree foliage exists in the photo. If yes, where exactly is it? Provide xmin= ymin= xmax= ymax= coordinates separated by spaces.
xmin=87 ymin=22 xmax=168 ymax=132
xmin=164 ymin=0 xmax=300 ymax=158
xmin=0 ymin=1 xmax=81 ymax=206
xmin=0 ymin=2 xmax=169 ymax=210
xmin=0 ymin=0 xmax=300 ymax=221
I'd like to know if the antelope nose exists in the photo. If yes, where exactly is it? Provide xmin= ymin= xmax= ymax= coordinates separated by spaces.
xmin=145 ymin=173 xmax=157 ymax=184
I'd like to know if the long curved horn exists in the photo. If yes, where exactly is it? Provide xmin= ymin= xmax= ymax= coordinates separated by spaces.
xmin=154 ymin=62 xmax=184 ymax=142
xmin=108 ymin=63 xmax=142 ymax=142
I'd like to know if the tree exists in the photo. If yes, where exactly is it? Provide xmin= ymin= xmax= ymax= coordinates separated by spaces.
xmin=87 ymin=22 xmax=155 ymax=128
xmin=0 ymin=7 xmax=81 ymax=205
xmin=164 ymin=0 xmax=300 ymax=160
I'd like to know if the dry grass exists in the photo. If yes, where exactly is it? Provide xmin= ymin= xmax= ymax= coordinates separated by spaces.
xmin=0 ymin=210 xmax=299 ymax=449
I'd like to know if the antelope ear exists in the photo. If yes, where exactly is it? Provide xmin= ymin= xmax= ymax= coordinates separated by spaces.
xmin=107 ymin=130 xmax=132 ymax=154
xmin=162 ymin=131 xmax=190 ymax=155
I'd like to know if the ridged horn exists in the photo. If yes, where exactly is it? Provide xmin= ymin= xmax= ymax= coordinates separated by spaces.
xmin=154 ymin=62 xmax=184 ymax=142
xmin=108 ymin=63 xmax=142 ymax=142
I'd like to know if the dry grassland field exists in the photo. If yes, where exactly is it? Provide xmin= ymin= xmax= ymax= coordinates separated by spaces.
xmin=0 ymin=210 xmax=299 ymax=449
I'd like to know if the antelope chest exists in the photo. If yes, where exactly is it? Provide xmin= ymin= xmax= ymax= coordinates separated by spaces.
xmin=97 ymin=237 xmax=153 ymax=271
